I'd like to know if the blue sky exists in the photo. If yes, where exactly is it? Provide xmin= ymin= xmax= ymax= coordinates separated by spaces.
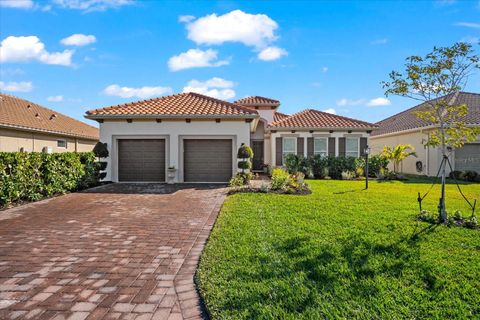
xmin=1 ymin=0 xmax=479 ymax=127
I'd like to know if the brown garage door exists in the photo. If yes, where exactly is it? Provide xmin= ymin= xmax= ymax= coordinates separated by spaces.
xmin=184 ymin=139 xmax=232 ymax=182
xmin=455 ymin=143 xmax=480 ymax=173
xmin=118 ymin=139 xmax=166 ymax=182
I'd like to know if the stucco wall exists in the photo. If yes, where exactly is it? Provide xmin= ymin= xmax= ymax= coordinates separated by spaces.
xmin=0 ymin=128 xmax=96 ymax=153
xmin=99 ymin=119 xmax=251 ymax=182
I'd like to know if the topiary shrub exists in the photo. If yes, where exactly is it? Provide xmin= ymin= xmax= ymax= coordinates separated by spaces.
xmin=237 ymin=143 xmax=253 ymax=159
xmin=93 ymin=142 xmax=109 ymax=158
xmin=238 ymin=160 xmax=252 ymax=171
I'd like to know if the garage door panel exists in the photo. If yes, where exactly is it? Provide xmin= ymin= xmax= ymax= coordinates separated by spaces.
xmin=184 ymin=139 xmax=232 ymax=182
xmin=455 ymin=143 xmax=480 ymax=173
xmin=118 ymin=139 xmax=166 ymax=182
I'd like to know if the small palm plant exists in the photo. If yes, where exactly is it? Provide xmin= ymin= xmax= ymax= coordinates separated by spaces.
xmin=381 ymin=144 xmax=417 ymax=173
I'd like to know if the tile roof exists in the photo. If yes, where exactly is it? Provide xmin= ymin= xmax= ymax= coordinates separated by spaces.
xmin=86 ymin=92 xmax=258 ymax=118
xmin=372 ymin=92 xmax=480 ymax=136
xmin=234 ymin=96 xmax=280 ymax=107
xmin=269 ymin=109 xmax=377 ymax=130
xmin=0 ymin=93 xmax=99 ymax=140
xmin=273 ymin=111 xmax=290 ymax=122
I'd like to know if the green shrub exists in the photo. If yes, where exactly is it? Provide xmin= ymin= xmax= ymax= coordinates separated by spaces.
xmin=237 ymin=143 xmax=253 ymax=159
xmin=93 ymin=142 xmax=109 ymax=158
xmin=449 ymin=170 xmax=463 ymax=180
xmin=355 ymin=155 xmax=389 ymax=177
xmin=0 ymin=152 xmax=99 ymax=207
xmin=461 ymin=170 xmax=478 ymax=182
xmin=271 ymin=168 xmax=293 ymax=190
xmin=237 ymin=160 xmax=252 ymax=170
xmin=284 ymin=154 xmax=308 ymax=174
xmin=229 ymin=172 xmax=254 ymax=187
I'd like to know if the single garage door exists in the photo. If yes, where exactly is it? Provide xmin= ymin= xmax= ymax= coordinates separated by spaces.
xmin=184 ymin=139 xmax=232 ymax=182
xmin=118 ymin=139 xmax=166 ymax=182
xmin=455 ymin=143 xmax=480 ymax=173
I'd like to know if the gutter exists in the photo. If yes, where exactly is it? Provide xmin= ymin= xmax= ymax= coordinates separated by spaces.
xmin=267 ymin=126 xmax=378 ymax=131
xmin=0 ymin=123 xmax=99 ymax=141
xmin=84 ymin=114 xmax=259 ymax=120
xmin=370 ymin=123 xmax=479 ymax=139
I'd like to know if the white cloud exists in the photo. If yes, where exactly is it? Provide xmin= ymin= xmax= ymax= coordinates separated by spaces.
xmin=0 ymin=36 xmax=74 ymax=66
xmin=61 ymin=34 xmax=96 ymax=46
xmin=168 ymin=48 xmax=229 ymax=71
xmin=0 ymin=81 xmax=33 ymax=92
xmin=0 ymin=68 xmax=25 ymax=76
xmin=455 ymin=22 xmax=480 ymax=29
xmin=182 ymin=77 xmax=236 ymax=100
xmin=336 ymin=98 xmax=365 ymax=106
xmin=52 ymin=0 xmax=133 ymax=12
xmin=47 ymin=95 xmax=64 ymax=102
xmin=179 ymin=15 xmax=195 ymax=23
xmin=0 ymin=0 xmax=33 ymax=8
xmin=366 ymin=97 xmax=391 ymax=107
xmin=370 ymin=38 xmax=388 ymax=45
xmin=257 ymin=46 xmax=288 ymax=61
xmin=103 ymin=84 xmax=173 ymax=99
xmin=185 ymin=10 xmax=279 ymax=49
xmin=322 ymin=108 xmax=336 ymax=114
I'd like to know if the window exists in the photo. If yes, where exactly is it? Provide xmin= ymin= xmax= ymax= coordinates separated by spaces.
xmin=282 ymin=137 xmax=296 ymax=163
xmin=57 ymin=139 xmax=67 ymax=148
xmin=345 ymin=137 xmax=359 ymax=157
xmin=314 ymin=138 xmax=328 ymax=157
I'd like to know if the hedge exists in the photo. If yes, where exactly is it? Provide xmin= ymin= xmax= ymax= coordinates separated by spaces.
xmin=0 ymin=152 xmax=99 ymax=207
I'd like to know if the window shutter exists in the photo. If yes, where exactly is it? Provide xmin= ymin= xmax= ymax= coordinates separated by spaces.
xmin=328 ymin=137 xmax=335 ymax=157
xmin=307 ymin=138 xmax=314 ymax=157
xmin=297 ymin=138 xmax=304 ymax=156
xmin=339 ymin=137 xmax=346 ymax=157
xmin=360 ymin=137 xmax=368 ymax=156
xmin=276 ymin=137 xmax=283 ymax=166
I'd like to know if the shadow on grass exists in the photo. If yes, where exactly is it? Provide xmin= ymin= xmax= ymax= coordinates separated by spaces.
xmin=223 ymin=231 xmax=442 ymax=316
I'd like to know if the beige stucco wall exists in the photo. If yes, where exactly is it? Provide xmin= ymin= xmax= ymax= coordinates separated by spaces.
xmin=0 ymin=128 xmax=96 ymax=153
xmin=370 ymin=129 xmax=442 ymax=176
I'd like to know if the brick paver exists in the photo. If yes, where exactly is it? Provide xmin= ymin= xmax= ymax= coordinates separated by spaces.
xmin=0 ymin=184 xmax=226 ymax=319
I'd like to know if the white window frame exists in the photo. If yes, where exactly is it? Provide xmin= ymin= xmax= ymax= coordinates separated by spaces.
xmin=282 ymin=137 xmax=297 ymax=164
xmin=57 ymin=139 xmax=67 ymax=149
xmin=314 ymin=137 xmax=328 ymax=157
xmin=345 ymin=137 xmax=359 ymax=157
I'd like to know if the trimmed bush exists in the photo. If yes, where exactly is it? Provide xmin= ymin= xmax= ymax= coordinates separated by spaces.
xmin=238 ymin=160 xmax=252 ymax=170
xmin=0 ymin=152 xmax=99 ymax=207
xmin=93 ymin=142 xmax=109 ymax=158
xmin=237 ymin=143 xmax=253 ymax=159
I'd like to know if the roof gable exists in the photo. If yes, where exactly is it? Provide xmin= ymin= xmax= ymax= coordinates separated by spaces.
xmin=0 ymin=94 xmax=99 ymax=140
xmin=373 ymin=92 xmax=480 ymax=136
xmin=86 ymin=92 xmax=258 ymax=118
xmin=234 ymin=96 xmax=280 ymax=107
xmin=269 ymin=109 xmax=377 ymax=129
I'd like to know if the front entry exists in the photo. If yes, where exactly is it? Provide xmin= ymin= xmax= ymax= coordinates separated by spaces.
xmin=251 ymin=140 xmax=264 ymax=171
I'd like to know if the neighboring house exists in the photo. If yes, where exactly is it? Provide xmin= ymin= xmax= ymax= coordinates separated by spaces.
xmin=85 ymin=92 xmax=377 ymax=183
xmin=0 ymin=93 xmax=99 ymax=153
xmin=370 ymin=92 xmax=480 ymax=176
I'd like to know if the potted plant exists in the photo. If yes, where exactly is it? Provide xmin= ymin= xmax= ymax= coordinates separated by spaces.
xmin=167 ymin=166 xmax=176 ymax=184
xmin=261 ymin=163 xmax=270 ymax=174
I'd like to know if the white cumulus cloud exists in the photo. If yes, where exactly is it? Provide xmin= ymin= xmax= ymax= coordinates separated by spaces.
xmin=103 ymin=84 xmax=173 ymax=99
xmin=366 ymin=97 xmax=391 ymax=107
xmin=61 ymin=34 xmax=96 ymax=46
xmin=257 ymin=46 xmax=288 ymax=61
xmin=336 ymin=98 xmax=365 ymax=106
xmin=47 ymin=95 xmax=64 ymax=102
xmin=183 ymin=77 xmax=236 ymax=100
xmin=168 ymin=48 xmax=229 ymax=71
xmin=455 ymin=22 xmax=480 ymax=29
xmin=178 ymin=15 xmax=195 ymax=23
xmin=52 ymin=0 xmax=133 ymax=12
xmin=185 ymin=10 xmax=279 ymax=48
xmin=0 ymin=36 xmax=74 ymax=66
xmin=0 ymin=81 xmax=33 ymax=92
xmin=0 ymin=0 xmax=33 ymax=8
xmin=322 ymin=108 xmax=336 ymax=114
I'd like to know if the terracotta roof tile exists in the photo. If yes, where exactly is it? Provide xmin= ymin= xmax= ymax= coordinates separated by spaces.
xmin=269 ymin=109 xmax=377 ymax=129
xmin=273 ymin=111 xmax=289 ymax=122
xmin=0 ymin=93 xmax=99 ymax=140
xmin=235 ymin=96 xmax=280 ymax=107
xmin=86 ymin=92 xmax=258 ymax=118
xmin=372 ymin=92 xmax=480 ymax=136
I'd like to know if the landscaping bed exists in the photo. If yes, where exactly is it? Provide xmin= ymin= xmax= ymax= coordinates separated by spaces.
xmin=197 ymin=180 xmax=480 ymax=319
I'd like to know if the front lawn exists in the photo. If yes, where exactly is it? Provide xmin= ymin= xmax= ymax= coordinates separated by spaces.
xmin=197 ymin=180 xmax=480 ymax=319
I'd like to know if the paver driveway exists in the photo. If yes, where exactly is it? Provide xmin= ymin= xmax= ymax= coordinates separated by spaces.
xmin=0 ymin=183 xmax=227 ymax=320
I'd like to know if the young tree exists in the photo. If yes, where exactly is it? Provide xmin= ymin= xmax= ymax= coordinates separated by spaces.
xmin=381 ymin=144 xmax=417 ymax=173
xmin=382 ymin=42 xmax=479 ymax=222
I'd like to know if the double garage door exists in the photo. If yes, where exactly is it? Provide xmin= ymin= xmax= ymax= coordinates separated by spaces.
xmin=118 ymin=138 xmax=232 ymax=182
xmin=455 ymin=143 xmax=480 ymax=173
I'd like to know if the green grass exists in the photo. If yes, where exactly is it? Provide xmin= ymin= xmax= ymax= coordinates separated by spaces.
xmin=197 ymin=180 xmax=480 ymax=319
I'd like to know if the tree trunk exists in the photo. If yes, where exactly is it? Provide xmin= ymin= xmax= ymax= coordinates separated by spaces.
xmin=439 ymin=118 xmax=447 ymax=223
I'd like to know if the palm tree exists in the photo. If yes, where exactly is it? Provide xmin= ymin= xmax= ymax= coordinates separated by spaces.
xmin=381 ymin=144 xmax=417 ymax=173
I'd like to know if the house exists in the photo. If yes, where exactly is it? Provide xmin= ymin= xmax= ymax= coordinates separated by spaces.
xmin=370 ymin=92 xmax=480 ymax=176
xmin=0 ymin=94 xmax=99 ymax=153
xmin=85 ymin=92 xmax=377 ymax=183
